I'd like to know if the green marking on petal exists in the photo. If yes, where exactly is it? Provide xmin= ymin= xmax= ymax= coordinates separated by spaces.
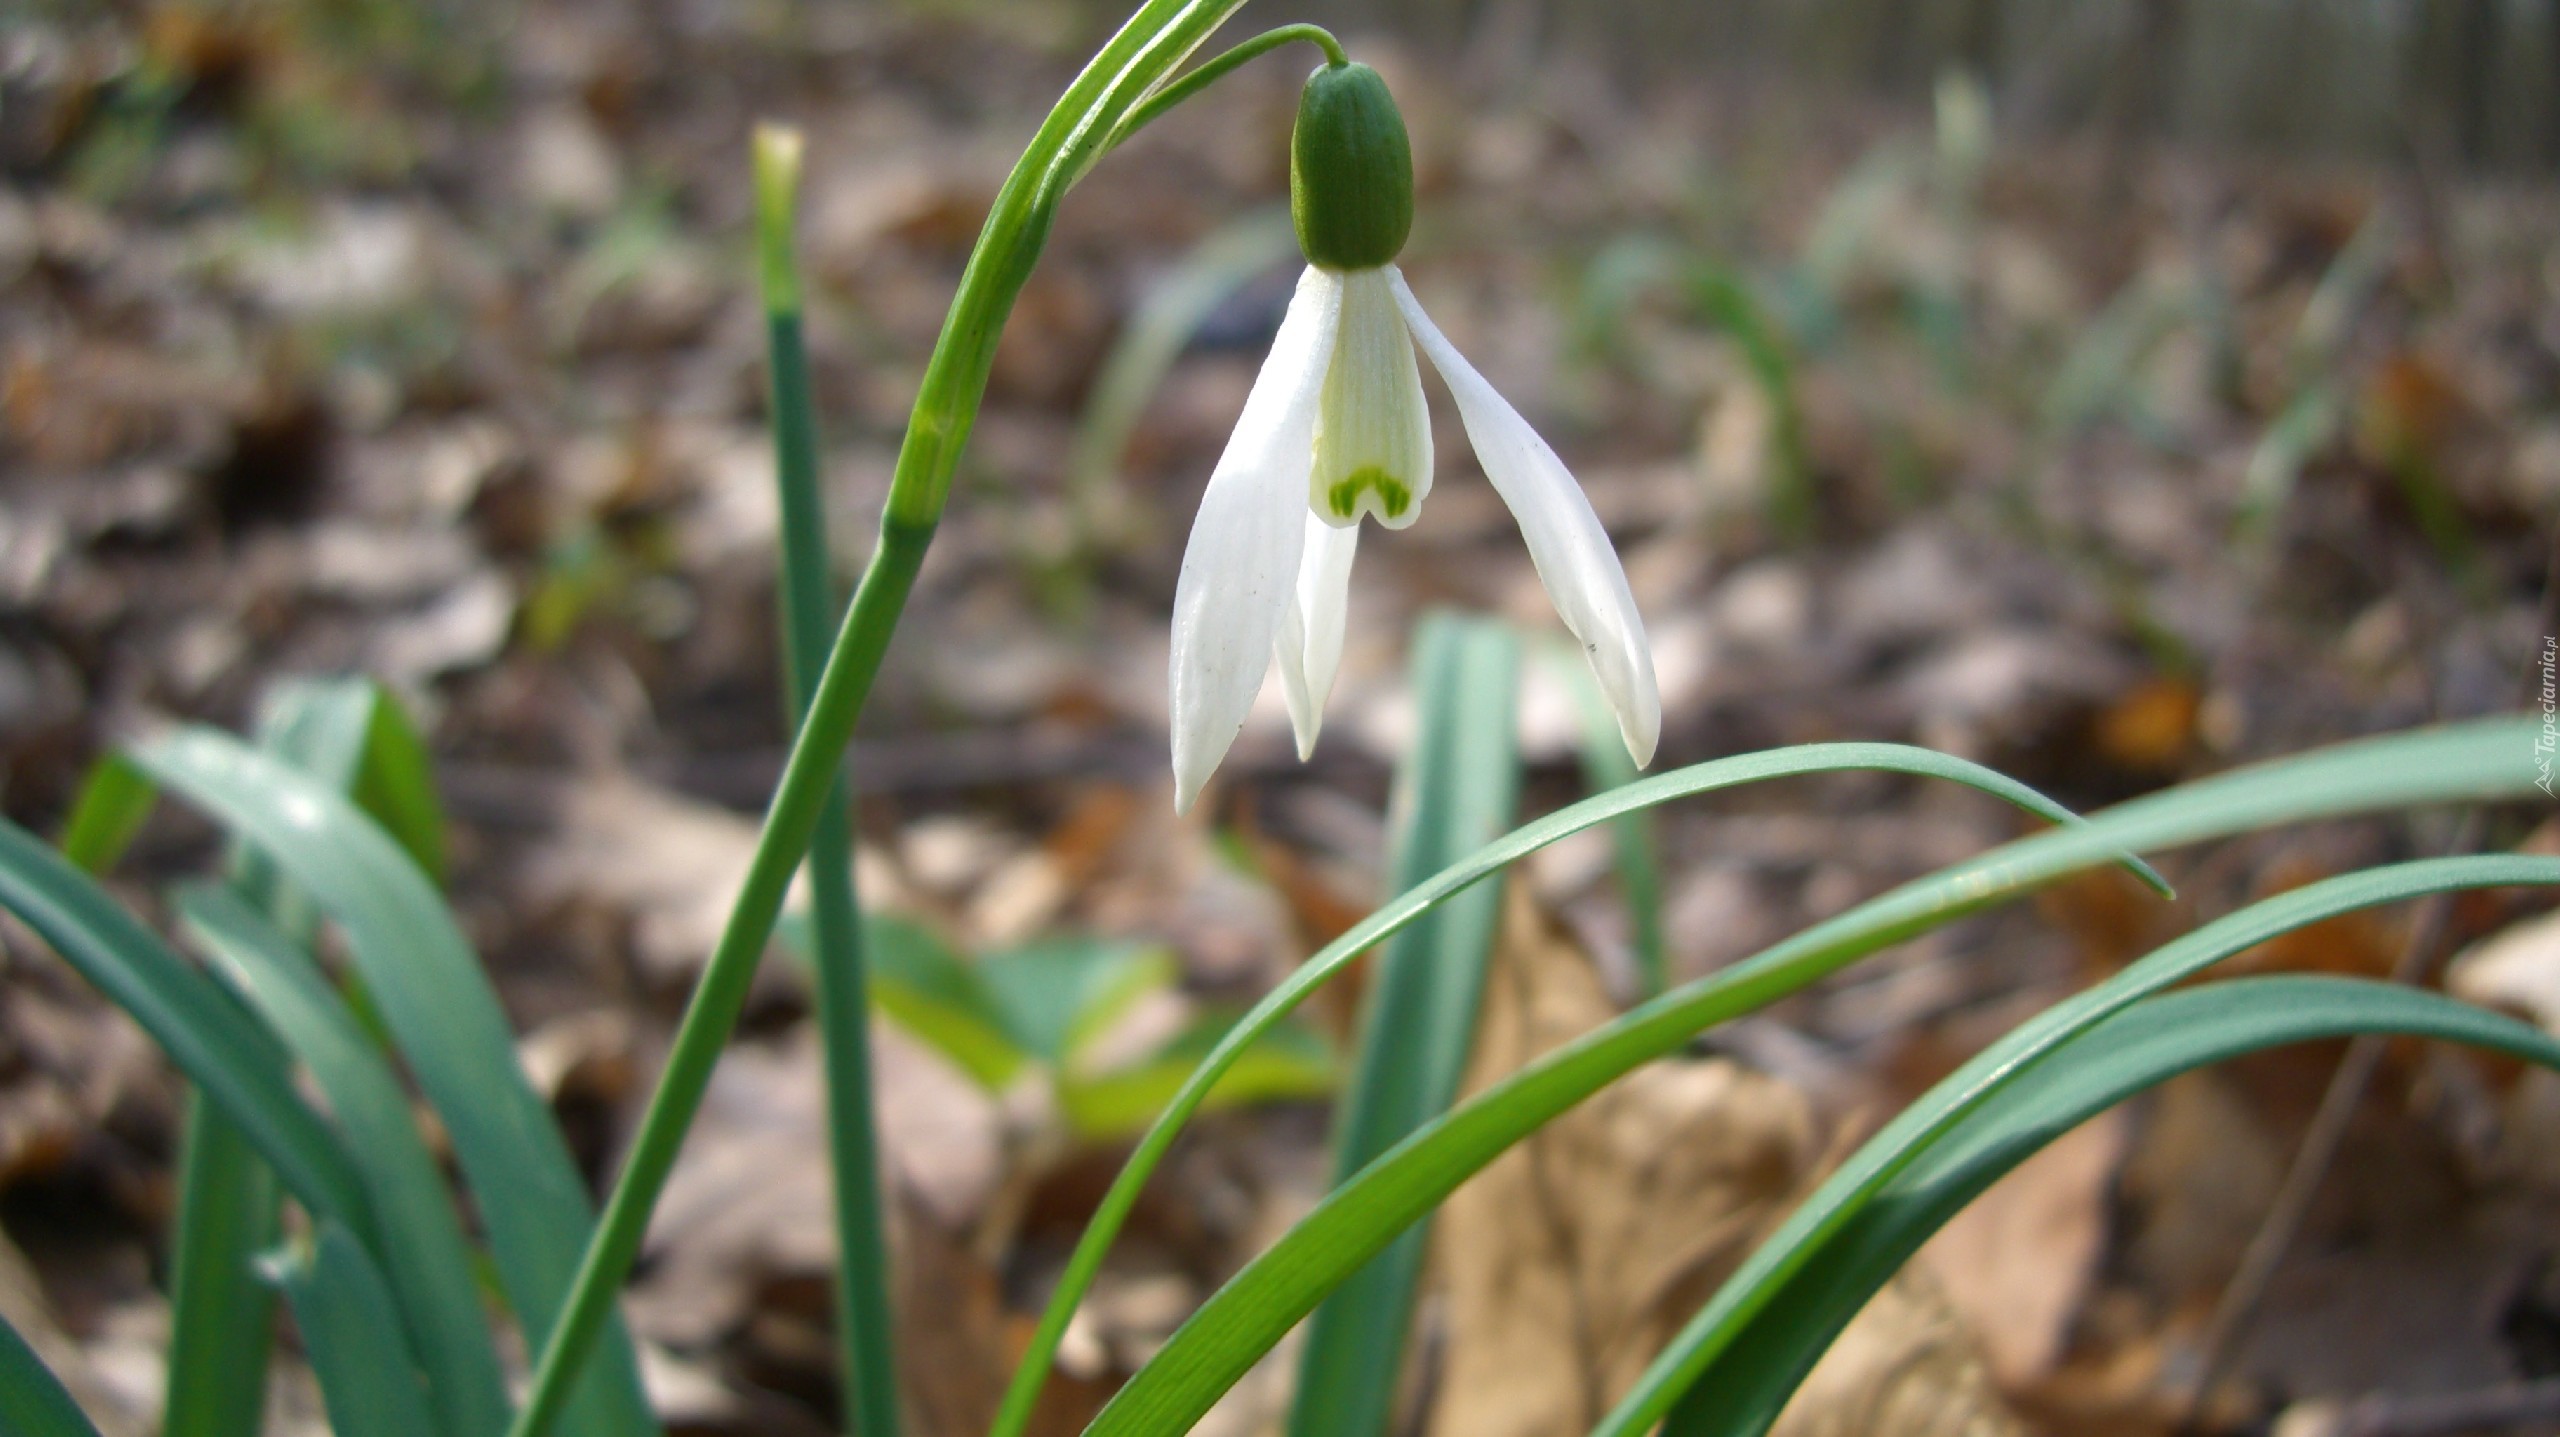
xmin=1326 ymin=467 xmax=1411 ymax=522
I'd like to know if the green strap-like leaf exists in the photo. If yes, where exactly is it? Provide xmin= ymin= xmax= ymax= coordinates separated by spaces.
xmin=0 ymin=817 xmax=372 ymax=1232
xmin=1621 ymin=853 xmax=2560 ymax=1435
xmin=1084 ymin=714 xmax=2538 ymax=1433
xmin=264 ymin=1225 xmax=441 ymax=1437
xmin=1059 ymin=1013 xmax=1335 ymax=1138
xmin=133 ymin=730 xmax=658 ymax=1437
xmin=1292 ymin=614 xmax=1521 ymax=1437
xmin=162 ymin=676 xmax=450 ymax=1437
xmin=829 ymin=914 xmax=1027 ymax=1091
xmin=251 ymin=677 xmax=449 ymax=884
xmin=161 ymin=1093 xmax=282 ymax=1437
xmin=1000 ymin=738 xmax=2171 ymax=1430
xmin=0 ymin=1303 xmax=106 ymax=1437
xmin=180 ymin=884 xmax=513 ymax=1437
xmin=54 ymin=755 xmax=157 ymax=876
xmin=1662 ymin=973 xmax=2560 ymax=1435
xmin=980 ymin=937 xmax=1177 ymax=1069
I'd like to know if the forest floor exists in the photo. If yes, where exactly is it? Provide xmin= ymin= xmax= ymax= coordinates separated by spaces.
xmin=6 ymin=2 xmax=2560 ymax=1435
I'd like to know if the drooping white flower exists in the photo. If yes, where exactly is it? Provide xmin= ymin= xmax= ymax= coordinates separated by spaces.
xmin=1166 ymin=61 xmax=1659 ymax=813
xmin=1167 ymin=263 xmax=1662 ymax=811
xmin=1167 ymin=58 xmax=1658 ymax=809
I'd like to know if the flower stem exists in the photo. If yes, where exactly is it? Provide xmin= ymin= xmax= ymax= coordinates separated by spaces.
xmin=753 ymin=122 xmax=901 ymax=1437
xmin=1109 ymin=24 xmax=1345 ymax=151
xmin=499 ymin=6 xmax=1255 ymax=1435
xmin=503 ymin=517 xmax=931 ymax=1437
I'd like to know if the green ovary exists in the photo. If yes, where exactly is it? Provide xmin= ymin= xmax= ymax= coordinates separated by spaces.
xmin=1327 ymin=467 xmax=1412 ymax=522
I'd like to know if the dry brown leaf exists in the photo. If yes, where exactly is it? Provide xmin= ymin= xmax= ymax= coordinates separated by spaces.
xmin=2450 ymin=907 xmax=2560 ymax=1032
xmin=1427 ymin=887 xmax=2028 ymax=1437
xmin=1775 ymin=1268 xmax=2028 ymax=1437
xmin=1429 ymin=886 xmax=1812 ymax=1436
xmin=1919 ymin=1109 xmax=2128 ymax=1387
xmin=524 ymin=774 xmax=903 ymax=989
xmin=527 ymin=775 xmax=778 ymax=987
xmin=898 ymin=1212 xmax=1014 ymax=1437
xmin=630 ymin=1024 xmax=1001 ymax=1351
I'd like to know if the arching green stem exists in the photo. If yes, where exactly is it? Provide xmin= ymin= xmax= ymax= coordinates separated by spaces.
xmin=497 ymin=6 xmax=1264 ymax=1435
xmin=1111 ymin=24 xmax=1347 ymax=149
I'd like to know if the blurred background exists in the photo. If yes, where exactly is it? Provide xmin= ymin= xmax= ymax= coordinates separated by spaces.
xmin=5 ymin=1 xmax=2560 ymax=1434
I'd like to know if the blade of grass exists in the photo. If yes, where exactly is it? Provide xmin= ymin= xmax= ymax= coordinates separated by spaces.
xmin=0 ymin=817 xmax=371 ymax=1232
xmin=54 ymin=756 xmax=156 ymax=876
xmin=131 ymin=731 xmax=657 ymax=1437
xmin=262 ymin=1224 xmax=440 ymax=1437
xmin=234 ymin=677 xmax=444 ymax=945
xmin=1663 ymin=973 xmax=2560 ymax=1436
xmin=0 ymin=1311 xmax=103 ymax=1437
xmin=172 ymin=679 xmax=499 ymax=1437
xmin=1290 ymin=614 xmax=1521 ymax=1437
xmin=160 ymin=1091 xmax=281 ymax=1437
xmin=1621 ymin=853 xmax=2560 ymax=1436
xmin=982 ymin=938 xmax=1178 ymax=1069
xmin=1083 ymin=715 xmax=2537 ymax=1433
xmin=1059 ymin=1013 xmax=1335 ymax=1138
xmin=754 ymin=122 xmax=899 ymax=1437
xmin=179 ymin=883 xmax=512 ymax=1437
xmin=993 ymin=740 xmax=2169 ymax=1436
xmin=163 ymin=685 xmax=305 ymax=1437
xmin=252 ymin=677 xmax=449 ymax=884
xmin=160 ymin=675 xmax=447 ymax=1437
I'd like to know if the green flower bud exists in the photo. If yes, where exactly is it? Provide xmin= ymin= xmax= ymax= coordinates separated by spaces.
xmin=1290 ymin=61 xmax=1413 ymax=271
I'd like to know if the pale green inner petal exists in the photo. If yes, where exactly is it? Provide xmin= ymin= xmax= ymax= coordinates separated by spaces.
xmin=1310 ymin=268 xmax=1432 ymax=529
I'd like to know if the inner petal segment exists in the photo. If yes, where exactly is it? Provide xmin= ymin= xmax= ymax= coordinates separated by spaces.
xmin=1310 ymin=268 xmax=1433 ymax=529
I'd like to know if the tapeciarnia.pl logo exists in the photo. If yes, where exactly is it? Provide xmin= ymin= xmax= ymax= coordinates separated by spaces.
xmin=2538 ymin=635 xmax=2557 ymax=798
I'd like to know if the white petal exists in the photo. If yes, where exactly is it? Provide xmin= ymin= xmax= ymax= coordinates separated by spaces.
xmin=1276 ymin=515 xmax=1360 ymax=759
xmin=1310 ymin=268 xmax=1433 ymax=530
xmin=1169 ymin=266 xmax=1343 ymax=813
xmin=1390 ymin=267 xmax=1662 ymax=766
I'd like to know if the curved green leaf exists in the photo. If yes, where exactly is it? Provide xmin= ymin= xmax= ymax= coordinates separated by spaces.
xmin=132 ymin=730 xmax=656 ymax=1437
xmin=161 ymin=1092 xmax=281 ymax=1437
xmin=982 ymin=938 xmax=1175 ymax=1069
xmin=997 ymin=739 xmax=2171 ymax=1433
xmin=163 ymin=675 xmax=447 ymax=1437
xmin=252 ymin=677 xmax=448 ymax=885
xmin=1621 ymin=853 xmax=2560 ymax=1435
xmin=836 ymin=915 xmax=1028 ymax=1091
xmin=55 ymin=755 xmax=155 ymax=876
xmin=1085 ymin=714 xmax=2537 ymax=1434
xmin=0 ymin=817 xmax=371 ymax=1231
xmin=1060 ymin=1013 xmax=1334 ymax=1138
xmin=1664 ymin=974 xmax=2560 ymax=1435
xmin=180 ymin=884 xmax=512 ymax=1437
xmin=264 ymin=1224 xmax=441 ymax=1437
xmin=0 ymin=1300 xmax=106 ymax=1437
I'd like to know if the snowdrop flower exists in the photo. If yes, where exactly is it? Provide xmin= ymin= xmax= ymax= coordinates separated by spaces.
xmin=1168 ymin=59 xmax=1659 ymax=811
